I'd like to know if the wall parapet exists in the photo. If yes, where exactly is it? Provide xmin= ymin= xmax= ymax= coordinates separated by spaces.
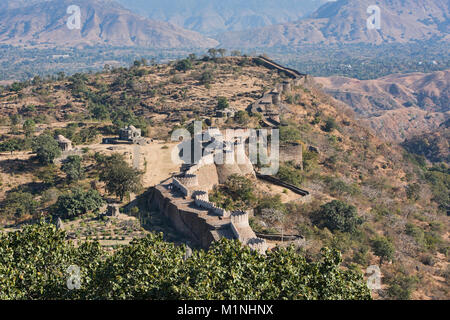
xmin=230 ymin=210 xmax=251 ymax=242
xmin=231 ymin=211 xmax=249 ymax=225
xmin=174 ymin=173 xmax=198 ymax=187
xmin=194 ymin=191 xmax=230 ymax=217
xmin=172 ymin=177 xmax=190 ymax=197
xmin=246 ymin=237 xmax=268 ymax=254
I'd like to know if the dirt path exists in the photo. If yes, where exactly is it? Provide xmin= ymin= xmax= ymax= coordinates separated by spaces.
xmin=86 ymin=140 xmax=180 ymax=188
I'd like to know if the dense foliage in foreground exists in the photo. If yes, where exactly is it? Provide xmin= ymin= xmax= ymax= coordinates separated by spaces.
xmin=0 ymin=222 xmax=371 ymax=300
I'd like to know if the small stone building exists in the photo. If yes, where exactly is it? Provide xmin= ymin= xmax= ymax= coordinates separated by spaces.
xmin=216 ymin=107 xmax=237 ymax=119
xmin=119 ymin=125 xmax=141 ymax=142
xmin=56 ymin=135 xmax=72 ymax=151
xmin=106 ymin=204 xmax=120 ymax=217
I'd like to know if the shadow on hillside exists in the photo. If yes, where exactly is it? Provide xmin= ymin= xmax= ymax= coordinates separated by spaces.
xmin=0 ymin=157 xmax=38 ymax=174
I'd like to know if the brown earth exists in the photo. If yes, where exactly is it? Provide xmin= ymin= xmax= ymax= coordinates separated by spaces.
xmin=315 ymin=70 xmax=450 ymax=142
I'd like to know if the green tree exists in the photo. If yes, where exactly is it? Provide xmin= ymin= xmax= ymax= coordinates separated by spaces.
xmin=277 ymin=164 xmax=305 ymax=187
xmin=371 ymin=236 xmax=395 ymax=265
xmin=217 ymin=48 xmax=227 ymax=58
xmin=0 ymin=138 xmax=25 ymax=154
xmin=98 ymin=154 xmax=143 ymax=201
xmin=207 ymin=48 xmax=218 ymax=59
xmin=22 ymin=119 xmax=36 ymax=138
xmin=54 ymin=188 xmax=104 ymax=219
xmin=314 ymin=200 xmax=362 ymax=234
xmin=90 ymin=103 xmax=109 ymax=120
xmin=174 ymin=241 xmax=371 ymax=300
xmin=32 ymin=134 xmax=61 ymax=164
xmin=93 ymin=233 xmax=185 ymax=299
xmin=175 ymin=59 xmax=192 ymax=72
xmin=234 ymin=110 xmax=250 ymax=125
xmin=62 ymin=155 xmax=85 ymax=182
xmin=0 ymin=224 xmax=371 ymax=300
xmin=199 ymin=70 xmax=214 ymax=85
xmin=0 ymin=222 xmax=102 ymax=299
xmin=217 ymin=96 xmax=229 ymax=110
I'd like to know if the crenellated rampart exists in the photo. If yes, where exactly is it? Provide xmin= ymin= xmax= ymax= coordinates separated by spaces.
xmin=194 ymin=191 xmax=231 ymax=217
xmin=246 ymin=237 xmax=269 ymax=253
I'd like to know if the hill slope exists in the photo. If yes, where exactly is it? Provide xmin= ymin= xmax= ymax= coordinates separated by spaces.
xmin=0 ymin=56 xmax=448 ymax=300
xmin=217 ymin=0 xmax=450 ymax=48
xmin=0 ymin=0 xmax=218 ymax=48
xmin=315 ymin=70 xmax=450 ymax=142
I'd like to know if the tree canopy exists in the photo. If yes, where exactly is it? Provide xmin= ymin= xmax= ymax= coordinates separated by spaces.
xmin=0 ymin=222 xmax=372 ymax=300
xmin=61 ymin=155 xmax=85 ymax=182
xmin=32 ymin=134 xmax=61 ymax=164
xmin=98 ymin=153 xmax=143 ymax=201
xmin=53 ymin=188 xmax=104 ymax=219
xmin=314 ymin=200 xmax=363 ymax=234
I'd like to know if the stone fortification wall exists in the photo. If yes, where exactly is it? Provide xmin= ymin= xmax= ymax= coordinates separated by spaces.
xmin=246 ymin=237 xmax=269 ymax=254
xmin=194 ymin=191 xmax=231 ymax=217
xmin=174 ymin=173 xmax=198 ymax=187
xmin=172 ymin=177 xmax=190 ymax=197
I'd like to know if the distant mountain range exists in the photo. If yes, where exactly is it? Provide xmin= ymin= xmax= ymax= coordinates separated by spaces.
xmin=114 ymin=0 xmax=328 ymax=35
xmin=217 ymin=0 xmax=450 ymax=48
xmin=0 ymin=0 xmax=218 ymax=48
xmin=315 ymin=70 xmax=450 ymax=142
xmin=1 ymin=0 xmax=448 ymax=49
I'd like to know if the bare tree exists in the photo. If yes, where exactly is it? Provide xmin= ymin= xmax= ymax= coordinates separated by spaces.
xmin=261 ymin=208 xmax=286 ymax=241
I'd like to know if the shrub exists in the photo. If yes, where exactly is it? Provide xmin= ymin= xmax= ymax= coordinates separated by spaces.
xmin=322 ymin=117 xmax=338 ymax=132
xmin=313 ymin=200 xmax=362 ymax=234
xmin=234 ymin=110 xmax=250 ymax=125
xmin=53 ymin=188 xmax=104 ymax=219
xmin=387 ymin=272 xmax=418 ymax=300
xmin=217 ymin=96 xmax=229 ymax=110
xmin=280 ymin=125 xmax=301 ymax=143
xmin=371 ymin=236 xmax=395 ymax=265
xmin=174 ymin=59 xmax=192 ymax=72
xmin=405 ymin=183 xmax=421 ymax=201
xmin=276 ymin=164 xmax=304 ymax=187
xmin=199 ymin=70 xmax=214 ymax=85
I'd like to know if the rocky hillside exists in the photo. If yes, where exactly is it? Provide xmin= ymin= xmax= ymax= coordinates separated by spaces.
xmin=0 ymin=0 xmax=218 ymax=48
xmin=402 ymin=122 xmax=450 ymax=163
xmin=217 ymin=0 xmax=450 ymax=48
xmin=315 ymin=70 xmax=450 ymax=142
xmin=0 ymin=56 xmax=448 ymax=300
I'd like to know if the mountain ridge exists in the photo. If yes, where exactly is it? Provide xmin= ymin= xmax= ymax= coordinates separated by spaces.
xmin=217 ymin=0 xmax=450 ymax=48
xmin=0 ymin=0 xmax=218 ymax=48
xmin=114 ymin=0 xmax=328 ymax=35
